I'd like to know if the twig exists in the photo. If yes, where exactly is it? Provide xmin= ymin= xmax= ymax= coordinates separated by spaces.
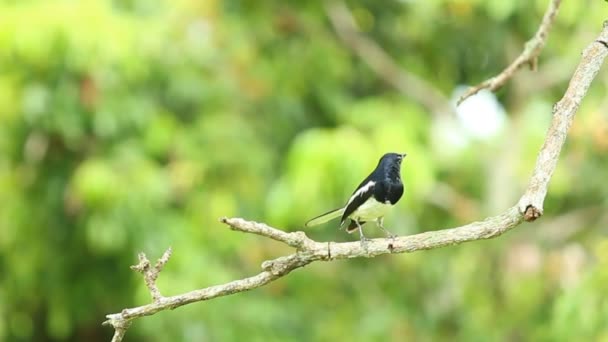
xmin=457 ymin=0 xmax=563 ymax=105
xmin=129 ymin=247 xmax=172 ymax=302
xmin=221 ymin=217 xmax=310 ymax=249
xmin=325 ymin=0 xmax=453 ymax=116
xmin=103 ymin=21 xmax=608 ymax=341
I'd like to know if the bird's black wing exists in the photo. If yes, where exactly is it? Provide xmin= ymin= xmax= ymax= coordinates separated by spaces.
xmin=340 ymin=179 xmax=376 ymax=226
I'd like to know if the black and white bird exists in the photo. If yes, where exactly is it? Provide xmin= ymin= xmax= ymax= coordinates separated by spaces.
xmin=305 ymin=152 xmax=406 ymax=242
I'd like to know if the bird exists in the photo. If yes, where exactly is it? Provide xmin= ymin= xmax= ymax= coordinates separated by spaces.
xmin=305 ymin=152 xmax=406 ymax=243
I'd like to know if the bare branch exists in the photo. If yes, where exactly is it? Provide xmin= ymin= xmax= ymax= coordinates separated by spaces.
xmin=518 ymin=22 xmax=608 ymax=220
xmin=220 ymin=217 xmax=314 ymax=249
xmin=325 ymin=0 xmax=453 ymax=116
xmin=457 ymin=0 xmax=563 ymax=105
xmin=105 ymin=207 xmax=522 ymax=340
xmin=103 ymin=21 xmax=608 ymax=341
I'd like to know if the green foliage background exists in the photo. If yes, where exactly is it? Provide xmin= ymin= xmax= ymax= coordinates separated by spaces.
xmin=1 ymin=0 xmax=608 ymax=341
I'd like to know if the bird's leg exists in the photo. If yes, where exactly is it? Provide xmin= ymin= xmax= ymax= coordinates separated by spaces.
xmin=377 ymin=217 xmax=397 ymax=239
xmin=354 ymin=220 xmax=370 ymax=246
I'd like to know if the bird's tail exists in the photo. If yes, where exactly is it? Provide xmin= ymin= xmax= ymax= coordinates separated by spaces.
xmin=304 ymin=207 xmax=345 ymax=227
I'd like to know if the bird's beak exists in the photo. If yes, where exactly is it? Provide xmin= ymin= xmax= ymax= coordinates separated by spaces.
xmin=401 ymin=153 xmax=407 ymax=158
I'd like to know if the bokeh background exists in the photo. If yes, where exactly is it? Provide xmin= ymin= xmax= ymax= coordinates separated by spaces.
xmin=1 ymin=0 xmax=608 ymax=341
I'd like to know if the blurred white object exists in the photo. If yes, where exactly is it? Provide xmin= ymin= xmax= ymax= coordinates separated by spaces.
xmin=453 ymin=85 xmax=507 ymax=139
xmin=431 ymin=86 xmax=508 ymax=158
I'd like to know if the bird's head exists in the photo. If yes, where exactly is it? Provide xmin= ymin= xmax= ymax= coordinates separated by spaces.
xmin=377 ymin=153 xmax=407 ymax=177
xmin=379 ymin=152 xmax=407 ymax=165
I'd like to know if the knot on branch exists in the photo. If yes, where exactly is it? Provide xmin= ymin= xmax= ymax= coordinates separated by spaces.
xmin=524 ymin=206 xmax=543 ymax=222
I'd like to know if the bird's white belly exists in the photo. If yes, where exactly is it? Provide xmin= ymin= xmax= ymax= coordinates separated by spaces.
xmin=351 ymin=198 xmax=393 ymax=221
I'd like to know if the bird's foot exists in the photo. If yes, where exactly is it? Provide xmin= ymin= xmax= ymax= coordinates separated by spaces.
xmin=378 ymin=225 xmax=397 ymax=239
xmin=359 ymin=235 xmax=370 ymax=248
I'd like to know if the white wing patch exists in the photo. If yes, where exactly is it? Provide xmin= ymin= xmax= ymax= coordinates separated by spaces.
xmin=346 ymin=181 xmax=375 ymax=206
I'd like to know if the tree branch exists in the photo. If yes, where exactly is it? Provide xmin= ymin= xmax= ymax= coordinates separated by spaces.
xmin=325 ymin=0 xmax=454 ymax=117
xmin=457 ymin=0 xmax=563 ymax=105
xmin=518 ymin=21 xmax=608 ymax=220
xmin=103 ymin=21 xmax=608 ymax=341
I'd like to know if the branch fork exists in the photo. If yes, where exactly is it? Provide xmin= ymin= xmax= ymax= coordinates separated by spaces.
xmin=130 ymin=247 xmax=172 ymax=302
